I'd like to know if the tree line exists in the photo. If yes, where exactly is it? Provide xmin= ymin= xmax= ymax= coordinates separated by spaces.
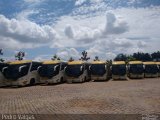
xmin=0 ymin=48 xmax=160 ymax=62
xmin=114 ymin=51 xmax=160 ymax=62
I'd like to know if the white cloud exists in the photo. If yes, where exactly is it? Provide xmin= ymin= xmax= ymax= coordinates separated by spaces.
xmin=57 ymin=48 xmax=80 ymax=61
xmin=0 ymin=14 xmax=59 ymax=49
xmin=75 ymin=0 xmax=87 ymax=6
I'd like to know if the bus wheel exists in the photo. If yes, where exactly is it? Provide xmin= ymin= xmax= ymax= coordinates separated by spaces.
xmin=60 ymin=77 xmax=64 ymax=83
xmin=30 ymin=78 xmax=35 ymax=86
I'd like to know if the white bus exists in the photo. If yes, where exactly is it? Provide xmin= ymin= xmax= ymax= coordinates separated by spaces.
xmin=0 ymin=62 xmax=8 ymax=87
xmin=157 ymin=62 xmax=160 ymax=77
xmin=65 ymin=61 xmax=90 ymax=83
xmin=143 ymin=62 xmax=159 ymax=78
xmin=89 ymin=61 xmax=110 ymax=81
xmin=2 ymin=60 xmax=41 ymax=87
xmin=128 ymin=61 xmax=144 ymax=79
xmin=38 ymin=60 xmax=67 ymax=84
xmin=112 ymin=61 xmax=127 ymax=80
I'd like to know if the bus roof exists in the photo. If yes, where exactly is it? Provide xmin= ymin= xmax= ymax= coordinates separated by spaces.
xmin=112 ymin=61 xmax=125 ymax=65
xmin=9 ymin=60 xmax=32 ymax=65
xmin=156 ymin=62 xmax=160 ymax=65
xmin=91 ymin=61 xmax=106 ymax=64
xmin=143 ymin=62 xmax=156 ymax=65
xmin=43 ymin=60 xmax=61 ymax=64
xmin=129 ymin=61 xmax=143 ymax=64
xmin=68 ymin=61 xmax=85 ymax=65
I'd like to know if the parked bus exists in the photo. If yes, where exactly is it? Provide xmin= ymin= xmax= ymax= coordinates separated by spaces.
xmin=0 ymin=62 xmax=8 ymax=87
xmin=38 ymin=60 xmax=67 ymax=84
xmin=89 ymin=61 xmax=110 ymax=81
xmin=143 ymin=62 xmax=159 ymax=78
xmin=2 ymin=60 xmax=41 ymax=87
xmin=128 ymin=61 xmax=144 ymax=79
xmin=111 ymin=61 xmax=127 ymax=80
xmin=157 ymin=62 xmax=160 ymax=77
xmin=65 ymin=61 xmax=90 ymax=83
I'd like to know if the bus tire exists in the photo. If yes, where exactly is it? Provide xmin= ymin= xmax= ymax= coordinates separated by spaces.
xmin=30 ymin=78 xmax=35 ymax=86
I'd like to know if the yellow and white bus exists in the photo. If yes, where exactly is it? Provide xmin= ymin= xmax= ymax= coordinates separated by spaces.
xmin=143 ymin=62 xmax=159 ymax=78
xmin=128 ymin=61 xmax=144 ymax=79
xmin=65 ymin=61 xmax=90 ymax=83
xmin=89 ymin=61 xmax=110 ymax=81
xmin=0 ymin=62 xmax=8 ymax=87
xmin=2 ymin=60 xmax=41 ymax=87
xmin=38 ymin=60 xmax=67 ymax=84
xmin=112 ymin=61 xmax=127 ymax=80
xmin=157 ymin=62 xmax=160 ymax=77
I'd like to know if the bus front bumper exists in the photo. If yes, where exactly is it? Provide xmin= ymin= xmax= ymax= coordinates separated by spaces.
xmin=112 ymin=75 xmax=127 ymax=80
xmin=144 ymin=73 xmax=158 ymax=78
xmin=91 ymin=75 xmax=107 ymax=81
xmin=129 ymin=73 xmax=144 ymax=79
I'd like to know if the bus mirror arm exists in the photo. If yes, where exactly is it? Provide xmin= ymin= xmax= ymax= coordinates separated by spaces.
xmin=2 ymin=67 xmax=8 ymax=73
xmin=54 ymin=65 xmax=58 ymax=71
xmin=80 ymin=66 xmax=83 ymax=71
xmin=37 ymin=66 xmax=42 ymax=71
xmin=89 ymin=66 xmax=91 ymax=70
xmin=64 ymin=66 xmax=67 ymax=71
xmin=105 ymin=65 xmax=107 ymax=70
xmin=19 ymin=65 xmax=26 ymax=72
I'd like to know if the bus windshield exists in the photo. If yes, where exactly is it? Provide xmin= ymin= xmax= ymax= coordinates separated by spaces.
xmin=65 ymin=65 xmax=83 ymax=77
xmin=38 ymin=64 xmax=60 ymax=78
xmin=129 ymin=64 xmax=144 ymax=74
xmin=112 ymin=64 xmax=126 ymax=75
xmin=90 ymin=64 xmax=106 ymax=76
xmin=145 ymin=65 xmax=158 ymax=74
xmin=3 ymin=63 xmax=30 ymax=80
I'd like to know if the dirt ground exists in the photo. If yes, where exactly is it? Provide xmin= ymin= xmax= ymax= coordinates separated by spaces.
xmin=0 ymin=78 xmax=160 ymax=115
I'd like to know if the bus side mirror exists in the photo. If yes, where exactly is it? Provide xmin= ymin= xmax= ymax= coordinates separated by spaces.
xmin=2 ymin=67 xmax=8 ymax=73
xmin=37 ymin=66 xmax=42 ymax=71
xmin=19 ymin=65 xmax=27 ymax=72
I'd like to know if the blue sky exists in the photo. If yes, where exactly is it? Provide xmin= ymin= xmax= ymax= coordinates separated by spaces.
xmin=0 ymin=0 xmax=160 ymax=61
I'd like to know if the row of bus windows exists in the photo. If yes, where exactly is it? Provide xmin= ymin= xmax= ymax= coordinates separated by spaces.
xmin=0 ymin=62 xmax=160 ymax=80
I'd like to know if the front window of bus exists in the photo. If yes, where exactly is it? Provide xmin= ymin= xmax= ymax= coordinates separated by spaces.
xmin=3 ymin=63 xmax=30 ymax=80
xmin=38 ymin=64 xmax=60 ymax=78
xmin=65 ymin=65 xmax=84 ymax=77
xmin=129 ymin=64 xmax=144 ymax=74
xmin=112 ymin=64 xmax=126 ymax=75
xmin=90 ymin=64 xmax=106 ymax=76
xmin=145 ymin=65 xmax=158 ymax=74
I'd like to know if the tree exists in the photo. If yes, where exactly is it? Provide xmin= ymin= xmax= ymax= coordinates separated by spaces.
xmin=132 ymin=52 xmax=152 ymax=62
xmin=151 ymin=51 xmax=160 ymax=61
xmin=51 ymin=54 xmax=60 ymax=61
xmin=94 ymin=56 xmax=100 ymax=61
xmin=114 ymin=53 xmax=127 ymax=61
xmin=80 ymin=50 xmax=90 ymax=61
xmin=0 ymin=49 xmax=4 ymax=62
xmin=15 ymin=51 xmax=25 ymax=61
xmin=68 ymin=57 xmax=74 ymax=62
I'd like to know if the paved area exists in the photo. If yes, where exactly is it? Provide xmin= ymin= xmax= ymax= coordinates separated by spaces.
xmin=0 ymin=78 xmax=160 ymax=114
